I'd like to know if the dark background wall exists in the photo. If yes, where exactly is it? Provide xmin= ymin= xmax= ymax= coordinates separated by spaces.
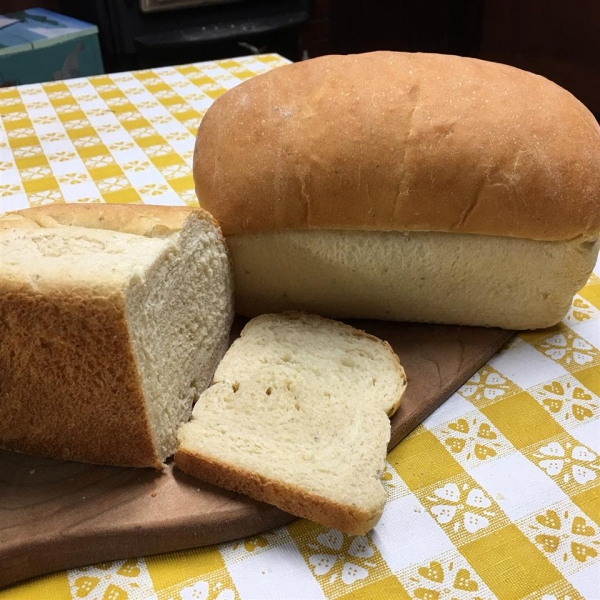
xmin=302 ymin=0 xmax=600 ymax=115
xmin=1 ymin=0 xmax=599 ymax=115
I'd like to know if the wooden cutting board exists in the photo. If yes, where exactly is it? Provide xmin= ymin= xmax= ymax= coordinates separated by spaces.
xmin=0 ymin=318 xmax=513 ymax=588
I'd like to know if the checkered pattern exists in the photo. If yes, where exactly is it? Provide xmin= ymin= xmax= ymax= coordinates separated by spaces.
xmin=1 ymin=55 xmax=599 ymax=600
xmin=0 ymin=54 xmax=287 ymax=210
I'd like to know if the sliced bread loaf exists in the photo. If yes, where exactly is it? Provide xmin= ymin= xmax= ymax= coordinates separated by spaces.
xmin=175 ymin=312 xmax=407 ymax=533
xmin=0 ymin=204 xmax=234 ymax=468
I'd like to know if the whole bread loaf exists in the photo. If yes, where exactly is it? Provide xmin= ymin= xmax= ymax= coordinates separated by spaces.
xmin=0 ymin=204 xmax=233 ymax=468
xmin=193 ymin=51 xmax=600 ymax=329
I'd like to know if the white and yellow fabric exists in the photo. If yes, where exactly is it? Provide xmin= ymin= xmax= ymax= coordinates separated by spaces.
xmin=1 ymin=54 xmax=599 ymax=600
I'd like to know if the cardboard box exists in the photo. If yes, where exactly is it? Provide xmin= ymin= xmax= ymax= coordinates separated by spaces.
xmin=0 ymin=7 xmax=104 ymax=87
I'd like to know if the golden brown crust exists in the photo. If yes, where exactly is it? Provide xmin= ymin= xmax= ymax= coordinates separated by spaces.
xmin=0 ymin=291 xmax=160 ymax=468
xmin=174 ymin=449 xmax=377 ymax=534
xmin=1 ymin=203 xmax=220 ymax=237
xmin=194 ymin=51 xmax=600 ymax=241
xmin=0 ymin=213 xmax=41 ymax=230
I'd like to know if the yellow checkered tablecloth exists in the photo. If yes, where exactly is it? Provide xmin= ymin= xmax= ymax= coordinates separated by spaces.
xmin=1 ymin=54 xmax=599 ymax=600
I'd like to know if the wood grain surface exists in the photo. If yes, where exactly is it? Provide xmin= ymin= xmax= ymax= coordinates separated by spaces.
xmin=0 ymin=318 xmax=514 ymax=588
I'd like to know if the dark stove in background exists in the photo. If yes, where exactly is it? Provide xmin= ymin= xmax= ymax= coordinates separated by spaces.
xmin=5 ymin=0 xmax=598 ymax=118
xmin=39 ymin=0 xmax=485 ymax=76
xmin=59 ymin=0 xmax=310 ymax=72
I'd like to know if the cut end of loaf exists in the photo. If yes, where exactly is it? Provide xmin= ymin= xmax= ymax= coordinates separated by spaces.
xmin=175 ymin=312 xmax=407 ymax=533
xmin=125 ymin=210 xmax=234 ymax=465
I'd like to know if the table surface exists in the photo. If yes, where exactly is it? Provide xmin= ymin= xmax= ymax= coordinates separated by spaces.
xmin=1 ymin=54 xmax=599 ymax=600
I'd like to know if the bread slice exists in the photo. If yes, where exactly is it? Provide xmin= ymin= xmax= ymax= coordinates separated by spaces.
xmin=175 ymin=312 xmax=407 ymax=534
xmin=0 ymin=204 xmax=233 ymax=468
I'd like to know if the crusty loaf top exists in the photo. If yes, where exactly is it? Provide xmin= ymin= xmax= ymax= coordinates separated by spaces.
xmin=0 ymin=204 xmax=222 ymax=294
xmin=0 ymin=204 xmax=217 ymax=237
xmin=194 ymin=51 xmax=600 ymax=241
